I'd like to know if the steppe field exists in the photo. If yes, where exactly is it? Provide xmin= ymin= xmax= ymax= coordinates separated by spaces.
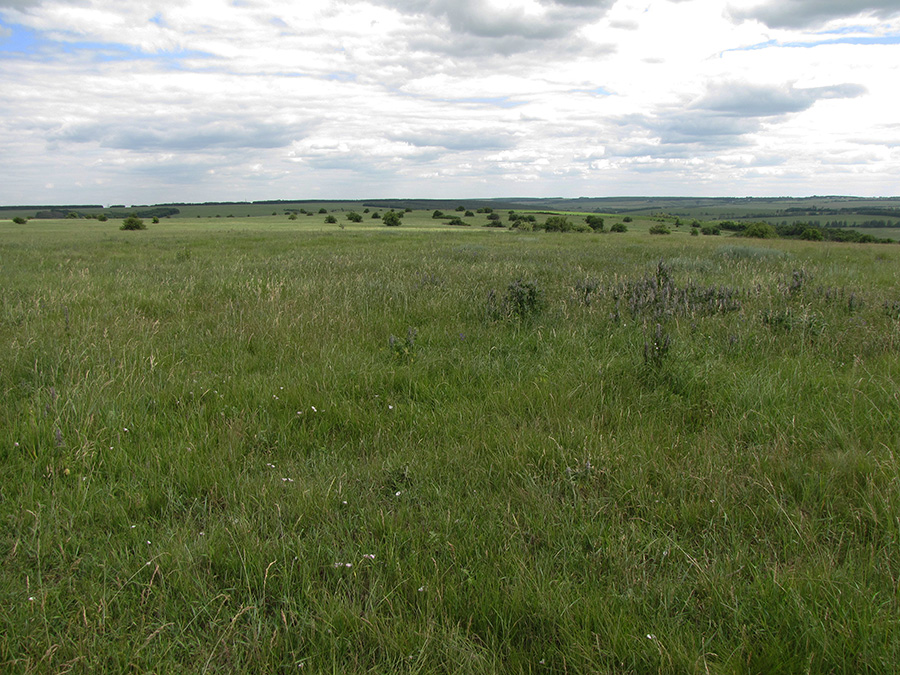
xmin=2 ymin=211 xmax=899 ymax=673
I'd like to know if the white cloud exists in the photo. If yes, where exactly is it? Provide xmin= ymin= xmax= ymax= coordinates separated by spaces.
xmin=0 ymin=0 xmax=897 ymax=202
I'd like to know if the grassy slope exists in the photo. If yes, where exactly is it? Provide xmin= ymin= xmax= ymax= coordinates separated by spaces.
xmin=2 ymin=215 xmax=899 ymax=673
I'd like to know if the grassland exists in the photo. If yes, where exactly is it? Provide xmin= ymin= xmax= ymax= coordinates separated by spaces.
xmin=2 ymin=212 xmax=900 ymax=673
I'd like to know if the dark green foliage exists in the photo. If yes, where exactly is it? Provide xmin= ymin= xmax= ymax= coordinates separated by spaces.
xmin=325 ymin=215 xmax=338 ymax=224
xmin=742 ymin=222 xmax=778 ymax=239
xmin=288 ymin=214 xmax=298 ymax=220
xmin=432 ymin=210 xmax=445 ymax=219
xmin=802 ymin=227 xmax=823 ymax=241
xmin=456 ymin=205 xmax=466 ymax=212
xmin=372 ymin=212 xmax=381 ymax=218
xmin=585 ymin=215 xmax=605 ymax=231
xmin=12 ymin=216 xmax=27 ymax=224
xmin=152 ymin=216 xmax=160 ymax=224
xmin=701 ymin=225 xmax=721 ymax=235
xmin=691 ymin=227 xmax=699 ymax=236
xmin=319 ymin=208 xmax=327 ymax=214
xmin=382 ymin=211 xmax=401 ymax=227
xmin=543 ymin=216 xmax=573 ymax=232
xmin=447 ymin=217 xmax=467 ymax=226
xmin=346 ymin=212 xmax=363 ymax=223
xmin=120 ymin=215 xmax=146 ymax=230
xmin=623 ymin=216 xmax=633 ymax=223
xmin=488 ymin=279 xmax=544 ymax=320
xmin=649 ymin=223 xmax=670 ymax=235
xmin=465 ymin=210 xmax=475 ymax=217
xmin=610 ymin=222 xmax=627 ymax=232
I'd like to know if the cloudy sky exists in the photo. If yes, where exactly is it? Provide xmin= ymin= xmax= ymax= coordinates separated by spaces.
xmin=1 ymin=0 xmax=898 ymax=204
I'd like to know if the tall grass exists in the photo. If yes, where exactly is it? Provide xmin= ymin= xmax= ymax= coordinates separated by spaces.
xmin=2 ymin=217 xmax=899 ymax=672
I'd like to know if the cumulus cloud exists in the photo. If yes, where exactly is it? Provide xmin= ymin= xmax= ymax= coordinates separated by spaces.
xmin=696 ymin=81 xmax=867 ymax=117
xmin=359 ymin=0 xmax=614 ymax=41
xmin=0 ymin=0 xmax=897 ymax=202
xmin=729 ymin=0 xmax=900 ymax=28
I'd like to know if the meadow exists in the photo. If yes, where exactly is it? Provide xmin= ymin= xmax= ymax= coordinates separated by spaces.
xmin=2 ymin=212 xmax=899 ymax=673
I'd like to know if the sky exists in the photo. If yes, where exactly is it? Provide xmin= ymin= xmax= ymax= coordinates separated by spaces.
xmin=1 ymin=0 xmax=899 ymax=205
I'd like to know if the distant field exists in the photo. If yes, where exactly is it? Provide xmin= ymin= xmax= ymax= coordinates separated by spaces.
xmin=2 ymin=215 xmax=900 ymax=672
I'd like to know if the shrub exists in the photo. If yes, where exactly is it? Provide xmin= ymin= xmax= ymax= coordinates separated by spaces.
xmin=742 ymin=222 xmax=778 ymax=239
xmin=691 ymin=227 xmax=699 ymax=236
xmin=325 ymin=215 xmax=337 ymax=224
xmin=801 ymin=228 xmax=824 ymax=241
xmin=288 ymin=214 xmax=298 ymax=220
xmin=372 ymin=212 xmax=381 ymax=219
xmin=623 ymin=216 xmax=633 ymax=223
xmin=610 ymin=222 xmax=627 ymax=233
xmin=447 ymin=217 xmax=467 ymax=226
xmin=701 ymin=225 xmax=721 ymax=236
xmin=465 ymin=211 xmax=475 ymax=217
xmin=120 ymin=215 xmax=146 ymax=231
xmin=383 ymin=211 xmax=401 ymax=227
xmin=488 ymin=279 xmax=544 ymax=321
xmin=346 ymin=212 xmax=363 ymax=223
xmin=456 ymin=205 xmax=465 ymax=212
xmin=12 ymin=216 xmax=27 ymax=224
xmin=318 ymin=208 xmax=327 ymax=214
xmin=98 ymin=215 xmax=108 ymax=222
xmin=649 ymin=223 xmax=670 ymax=235
xmin=543 ymin=216 xmax=573 ymax=232
xmin=432 ymin=210 xmax=444 ymax=219
xmin=585 ymin=215 xmax=605 ymax=231
xmin=152 ymin=216 xmax=160 ymax=224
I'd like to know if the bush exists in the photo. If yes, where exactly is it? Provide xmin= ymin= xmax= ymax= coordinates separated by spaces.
xmin=120 ymin=215 xmax=146 ymax=231
xmin=610 ymin=223 xmax=627 ymax=233
xmin=649 ymin=223 xmax=670 ymax=235
xmin=383 ymin=211 xmax=402 ymax=227
xmin=742 ymin=222 xmax=778 ymax=239
xmin=346 ymin=212 xmax=363 ymax=223
xmin=325 ymin=215 xmax=337 ymax=224
xmin=432 ymin=210 xmax=445 ymax=219
xmin=456 ymin=205 xmax=465 ymax=212
xmin=319 ymin=208 xmax=328 ymax=214
xmin=543 ymin=216 xmax=573 ymax=232
xmin=488 ymin=279 xmax=544 ymax=321
xmin=12 ymin=216 xmax=27 ymax=224
xmin=691 ymin=227 xmax=699 ymax=236
xmin=288 ymin=214 xmax=298 ymax=220
xmin=465 ymin=211 xmax=475 ymax=217
xmin=623 ymin=216 xmax=633 ymax=223
xmin=447 ymin=217 xmax=467 ymax=226
xmin=98 ymin=215 xmax=108 ymax=222
xmin=585 ymin=215 xmax=605 ymax=231
xmin=801 ymin=228 xmax=824 ymax=241
xmin=701 ymin=225 xmax=721 ymax=236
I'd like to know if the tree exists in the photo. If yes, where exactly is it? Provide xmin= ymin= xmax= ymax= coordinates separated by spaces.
xmin=432 ymin=210 xmax=444 ymax=219
xmin=383 ymin=211 xmax=401 ymax=227
xmin=120 ymin=215 xmax=146 ymax=230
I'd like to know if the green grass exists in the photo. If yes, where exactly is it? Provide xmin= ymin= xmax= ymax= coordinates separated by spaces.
xmin=2 ymin=216 xmax=900 ymax=673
